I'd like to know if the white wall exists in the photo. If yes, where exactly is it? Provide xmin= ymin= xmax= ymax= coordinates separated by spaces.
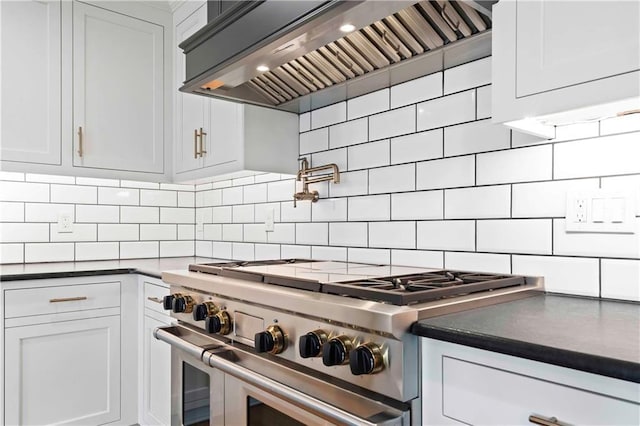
xmin=193 ymin=57 xmax=640 ymax=302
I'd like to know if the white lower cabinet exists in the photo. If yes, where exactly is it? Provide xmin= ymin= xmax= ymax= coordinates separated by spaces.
xmin=422 ymin=338 xmax=640 ymax=425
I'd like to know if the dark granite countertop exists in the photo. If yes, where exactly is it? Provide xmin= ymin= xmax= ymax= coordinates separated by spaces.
xmin=0 ymin=257 xmax=224 ymax=281
xmin=412 ymin=294 xmax=640 ymax=383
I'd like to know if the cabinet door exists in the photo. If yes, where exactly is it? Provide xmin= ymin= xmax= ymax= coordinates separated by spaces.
xmin=175 ymin=3 xmax=207 ymax=174
xmin=73 ymin=1 xmax=164 ymax=173
xmin=0 ymin=0 xmax=61 ymax=165
xmin=143 ymin=313 xmax=172 ymax=426
xmin=205 ymin=98 xmax=242 ymax=168
xmin=4 ymin=315 xmax=121 ymax=425
xmin=516 ymin=0 xmax=640 ymax=97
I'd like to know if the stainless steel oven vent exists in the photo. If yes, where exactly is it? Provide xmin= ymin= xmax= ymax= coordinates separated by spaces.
xmin=246 ymin=1 xmax=490 ymax=105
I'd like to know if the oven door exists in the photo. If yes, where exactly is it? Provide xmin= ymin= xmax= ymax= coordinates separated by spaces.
xmin=155 ymin=325 xmax=411 ymax=426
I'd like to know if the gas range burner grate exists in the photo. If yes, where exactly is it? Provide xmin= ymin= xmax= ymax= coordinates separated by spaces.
xmin=321 ymin=271 xmax=526 ymax=305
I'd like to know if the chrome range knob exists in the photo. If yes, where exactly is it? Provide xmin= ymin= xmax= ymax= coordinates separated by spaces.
xmin=205 ymin=311 xmax=232 ymax=335
xmin=193 ymin=301 xmax=219 ymax=321
xmin=255 ymin=325 xmax=286 ymax=354
xmin=349 ymin=342 xmax=384 ymax=375
xmin=299 ymin=330 xmax=328 ymax=358
xmin=322 ymin=335 xmax=353 ymax=366
xmin=171 ymin=294 xmax=194 ymax=314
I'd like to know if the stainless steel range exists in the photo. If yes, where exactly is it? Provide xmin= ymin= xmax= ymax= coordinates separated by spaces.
xmin=155 ymin=259 xmax=543 ymax=426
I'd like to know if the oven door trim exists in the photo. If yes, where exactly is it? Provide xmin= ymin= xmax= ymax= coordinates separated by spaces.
xmin=155 ymin=325 xmax=410 ymax=426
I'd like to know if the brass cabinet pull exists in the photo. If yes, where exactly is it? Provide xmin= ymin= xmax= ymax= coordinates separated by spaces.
xmin=77 ymin=126 xmax=83 ymax=157
xmin=50 ymin=296 xmax=88 ymax=303
xmin=199 ymin=127 xmax=207 ymax=155
xmin=194 ymin=129 xmax=200 ymax=158
xmin=147 ymin=296 xmax=163 ymax=304
xmin=529 ymin=415 xmax=567 ymax=426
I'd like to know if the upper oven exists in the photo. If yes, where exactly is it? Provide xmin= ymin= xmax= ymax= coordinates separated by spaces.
xmin=154 ymin=325 xmax=412 ymax=426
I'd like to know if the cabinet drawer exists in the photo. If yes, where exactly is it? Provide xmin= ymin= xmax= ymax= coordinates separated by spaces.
xmin=4 ymin=281 xmax=121 ymax=319
xmin=144 ymin=281 xmax=169 ymax=314
xmin=442 ymin=356 xmax=639 ymax=425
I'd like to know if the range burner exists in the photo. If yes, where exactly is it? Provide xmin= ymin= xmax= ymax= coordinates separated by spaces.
xmin=321 ymin=271 xmax=526 ymax=305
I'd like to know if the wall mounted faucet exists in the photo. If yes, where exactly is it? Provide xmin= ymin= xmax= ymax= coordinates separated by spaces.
xmin=293 ymin=157 xmax=340 ymax=207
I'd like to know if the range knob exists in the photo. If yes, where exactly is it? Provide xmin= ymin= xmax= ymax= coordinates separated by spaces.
xmin=171 ymin=294 xmax=194 ymax=314
xmin=299 ymin=330 xmax=328 ymax=358
xmin=322 ymin=335 xmax=354 ymax=366
xmin=254 ymin=325 xmax=286 ymax=354
xmin=205 ymin=311 xmax=232 ymax=335
xmin=162 ymin=294 xmax=175 ymax=311
xmin=349 ymin=342 xmax=384 ymax=375
xmin=193 ymin=301 xmax=219 ymax=321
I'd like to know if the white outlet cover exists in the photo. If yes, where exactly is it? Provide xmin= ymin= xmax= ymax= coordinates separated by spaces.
xmin=265 ymin=207 xmax=275 ymax=232
xmin=57 ymin=214 xmax=73 ymax=233
xmin=566 ymin=190 xmax=636 ymax=233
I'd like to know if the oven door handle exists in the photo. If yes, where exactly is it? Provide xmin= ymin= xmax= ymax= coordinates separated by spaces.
xmin=153 ymin=325 xmax=208 ymax=361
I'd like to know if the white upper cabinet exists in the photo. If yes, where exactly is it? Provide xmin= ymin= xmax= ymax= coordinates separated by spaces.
xmin=492 ymin=0 xmax=640 ymax=137
xmin=1 ymin=0 xmax=62 ymax=165
xmin=73 ymin=1 xmax=164 ymax=174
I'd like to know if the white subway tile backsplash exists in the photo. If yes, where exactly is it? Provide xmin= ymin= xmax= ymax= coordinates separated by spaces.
xmin=268 ymin=224 xmax=296 ymax=244
xmin=512 ymin=179 xmax=599 ymax=218
xmin=329 ymin=171 xmax=368 ymax=197
xmin=348 ymin=139 xmax=389 ymax=171
xmin=212 ymin=206 xmax=233 ymax=223
xmin=255 ymin=244 xmax=280 ymax=261
xmin=329 ymin=118 xmax=368 ymax=149
xmin=50 ymin=224 xmax=97 ymax=242
xmin=0 ymin=171 xmax=24 ymax=181
xmin=601 ymin=259 xmax=640 ymax=301
xmin=202 ymin=189 xmax=222 ymax=207
xmin=0 ymin=181 xmax=49 ymax=202
xmin=76 ymin=205 xmax=119 ymax=223
xmin=445 ymin=185 xmax=511 ymax=219
xmin=391 ymin=72 xmax=442 ymax=109
xmin=281 ymin=244 xmax=310 ymax=258
xmin=75 ymin=242 xmax=119 ymax=261
xmin=417 ymin=90 xmax=475 ymax=131
xmin=348 ymin=247 xmax=390 ymax=264
xmin=311 ymin=102 xmax=346 ymax=129
xmin=0 ymin=223 xmax=49 ymax=243
xmin=51 ymin=184 xmax=97 ymax=204
xmin=311 ymin=245 xmax=346 ymax=261
xmin=312 ymin=148 xmax=347 ymax=172
xmin=477 ymin=219 xmax=552 ymax=255
xmin=348 ymin=195 xmax=390 ymax=221
xmin=329 ymin=222 xmax=367 ymax=247
xmin=25 ymin=243 xmax=74 ymax=263
xmin=369 ymin=106 xmax=416 ymax=140
xmin=120 ymin=241 xmax=158 ymax=259
xmin=255 ymin=203 xmax=281 ymax=223
xmin=511 ymin=131 xmax=548 ymax=148
xmin=445 ymin=252 xmax=511 ymax=274
xmin=222 ymin=187 xmax=243 ymax=205
xmin=98 ymin=224 xmax=138 ymax=241
xmin=120 ymin=206 xmax=159 ymax=223
xmin=268 ymin=179 xmax=295 ymax=202
xmin=600 ymin=113 xmax=640 ymax=136
xmin=26 ymin=174 xmax=74 ymax=184
xmin=417 ymin=220 xmax=475 ymax=251
xmin=553 ymin=218 xmax=640 ymax=258
xmin=255 ymin=173 xmax=282 ymax=183
xmin=296 ymin=223 xmax=328 ymax=245
xmin=1 ymin=202 xmax=24 ymax=222
xmin=476 ymin=85 xmax=492 ymax=119
xmin=477 ymin=145 xmax=552 ymax=185
xmin=369 ymin=221 xmax=415 ymax=249
xmin=222 ymin=224 xmax=243 ymax=242
xmin=391 ymin=129 xmax=443 ymax=165
xmin=554 ymin=122 xmax=599 ymax=142
xmin=178 ymin=224 xmax=195 ymax=240
xmin=203 ymin=224 xmax=222 ymax=241
xmin=555 ymin=132 xmax=640 ymax=179
xmin=99 ymin=187 xmax=139 ymax=206
xmin=196 ymin=241 xmax=213 ymax=258
xmin=121 ymin=180 xmax=159 ymax=189
xmin=243 ymin=224 xmax=267 ymax=243
xmin=25 ymin=203 xmax=74 ymax=223
xmin=416 ymin=155 xmax=475 ymax=190
xmin=312 ymin=198 xmax=347 ymax=222
xmin=444 ymin=119 xmax=510 ymax=157
xmin=140 ymin=224 xmax=176 ymax=241
xmin=391 ymin=191 xmax=443 ymax=220
xmin=369 ymin=164 xmax=415 ymax=194
xmin=232 ymin=205 xmax=255 ymax=223
xmin=391 ymin=249 xmax=443 ymax=268
xmin=243 ymin=184 xmax=267 ymax=204
xmin=444 ymin=57 xmax=491 ymax=94
xmin=211 ymin=180 xmax=233 ymax=189
xmin=1 ymin=244 xmax=24 ymax=263
xmin=300 ymin=128 xmax=329 ymax=154
xmin=160 ymin=241 xmax=194 ymax=257
xmin=512 ymin=255 xmax=600 ymax=297
xmin=347 ymin=89 xmax=389 ymax=120
xmin=299 ymin=112 xmax=311 ymax=132
xmin=178 ymin=192 xmax=195 ymax=207
xmin=161 ymin=208 xmax=194 ymax=224
xmin=281 ymin=201 xmax=311 ymax=222
xmin=232 ymin=176 xmax=254 ymax=187
xmin=212 ymin=241 xmax=232 ymax=259
xmin=76 ymin=177 xmax=119 ymax=187
xmin=232 ymin=242 xmax=255 ymax=261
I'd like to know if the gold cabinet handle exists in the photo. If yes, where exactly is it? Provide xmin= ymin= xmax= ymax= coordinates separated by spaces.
xmin=50 ymin=296 xmax=88 ymax=303
xmin=199 ymin=127 xmax=207 ymax=155
xmin=194 ymin=128 xmax=200 ymax=158
xmin=529 ymin=415 xmax=568 ymax=426
xmin=77 ymin=126 xmax=83 ymax=157
xmin=147 ymin=296 xmax=163 ymax=304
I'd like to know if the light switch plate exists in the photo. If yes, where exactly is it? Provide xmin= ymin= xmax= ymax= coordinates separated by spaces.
xmin=566 ymin=190 xmax=635 ymax=233
xmin=57 ymin=214 xmax=73 ymax=233
xmin=265 ymin=207 xmax=275 ymax=232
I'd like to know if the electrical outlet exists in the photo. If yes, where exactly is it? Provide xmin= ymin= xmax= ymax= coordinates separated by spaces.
xmin=196 ymin=221 xmax=204 ymax=233
xmin=574 ymin=198 xmax=587 ymax=223
xmin=57 ymin=214 xmax=73 ymax=233
xmin=566 ymin=190 xmax=635 ymax=233
xmin=265 ymin=207 xmax=275 ymax=232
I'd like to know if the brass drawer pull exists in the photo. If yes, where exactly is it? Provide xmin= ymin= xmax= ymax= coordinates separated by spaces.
xmin=199 ymin=127 xmax=207 ymax=155
xmin=77 ymin=126 xmax=84 ymax=157
xmin=147 ymin=296 xmax=163 ymax=304
xmin=529 ymin=415 xmax=568 ymax=426
xmin=194 ymin=128 xmax=200 ymax=158
xmin=50 ymin=296 xmax=88 ymax=303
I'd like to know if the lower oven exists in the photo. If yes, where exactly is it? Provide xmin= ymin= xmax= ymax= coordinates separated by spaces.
xmin=154 ymin=325 xmax=411 ymax=426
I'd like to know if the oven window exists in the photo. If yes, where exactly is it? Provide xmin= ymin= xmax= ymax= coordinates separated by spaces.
xmin=247 ymin=396 xmax=305 ymax=426
xmin=183 ymin=363 xmax=210 ymax=426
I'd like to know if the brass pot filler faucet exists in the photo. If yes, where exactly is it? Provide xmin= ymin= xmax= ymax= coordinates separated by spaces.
xmin=293 ymin=157 xmax=340 ymax=207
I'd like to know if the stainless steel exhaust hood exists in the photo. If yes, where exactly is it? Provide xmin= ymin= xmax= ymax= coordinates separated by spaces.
xmin=179 ymin=1 xmax=494 ymax=113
